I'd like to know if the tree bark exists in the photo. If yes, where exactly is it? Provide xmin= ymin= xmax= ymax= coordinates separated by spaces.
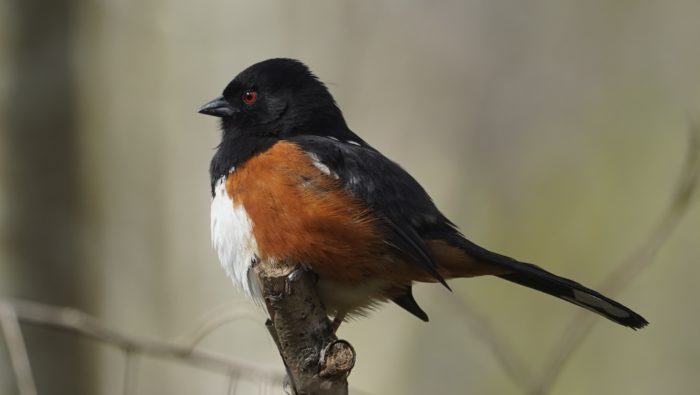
xmin=253 ymin=263 xmax=355 ymax=395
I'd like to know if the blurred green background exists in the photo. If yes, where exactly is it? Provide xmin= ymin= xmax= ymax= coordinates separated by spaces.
xmin=1 ymin=1 xmax=699 ymax=394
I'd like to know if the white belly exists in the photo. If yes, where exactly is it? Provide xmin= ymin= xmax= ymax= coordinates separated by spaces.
xmin=210 ymin=176 xmax=261 ymax=300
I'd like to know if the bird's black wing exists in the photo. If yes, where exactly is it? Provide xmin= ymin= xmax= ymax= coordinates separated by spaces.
xmin=289 ymin=135 xmax=453 ymax=289
xmin=289 ymin=135 xmax=649 ymax=329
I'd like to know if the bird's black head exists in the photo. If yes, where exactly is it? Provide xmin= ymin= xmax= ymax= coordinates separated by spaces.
xmin=199 ymin=58 xmax=348 ymax=138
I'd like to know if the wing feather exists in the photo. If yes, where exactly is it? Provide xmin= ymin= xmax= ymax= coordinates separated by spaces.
xmin=290 ymin=135 xmax=452 ymax=288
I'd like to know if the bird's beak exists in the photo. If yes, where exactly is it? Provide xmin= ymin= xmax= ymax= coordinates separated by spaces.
xmin=198 ymin=95 xmax=236 ymax=117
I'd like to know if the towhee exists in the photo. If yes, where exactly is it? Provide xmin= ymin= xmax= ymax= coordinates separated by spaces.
xmin=199 ymin=58 xmax=647 ymax=329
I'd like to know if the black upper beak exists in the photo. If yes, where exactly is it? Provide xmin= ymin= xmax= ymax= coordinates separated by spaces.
xmin=198 ymin=95 xmax=235 ymax=117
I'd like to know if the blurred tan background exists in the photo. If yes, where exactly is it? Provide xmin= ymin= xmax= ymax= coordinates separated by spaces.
xmin=1 ymin=1 xmax=699 ymax=394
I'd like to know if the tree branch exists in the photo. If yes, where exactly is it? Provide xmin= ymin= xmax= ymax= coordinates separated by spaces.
xmin=0 ymin=298 xmax=285 ymax=386
xmin=0 ymin=303 xmax=38 ymax=395
xmin=253 ymin=262 xmax=356 ymax=395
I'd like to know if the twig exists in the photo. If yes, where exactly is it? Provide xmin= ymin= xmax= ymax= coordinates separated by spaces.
xmin=254 ymin=263 xmax=356 ymax=395
xmin=530 ymin=125 xmax=700 ymax=395
xmin=0 ymin=303 xmax=38 ymax=395
xmin=446 ymin=294 xmax=532 ymax=388
xmin=177 ymin=304 xmax=263 ymax=351
xmin=0 ymin=298 xmax=285 ymax=384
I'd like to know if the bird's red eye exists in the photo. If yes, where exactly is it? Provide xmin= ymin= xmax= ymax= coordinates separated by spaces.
xmin=242 ymin=90 xmax=258 ymax=105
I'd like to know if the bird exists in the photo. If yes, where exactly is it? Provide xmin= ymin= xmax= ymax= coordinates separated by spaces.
xmin=199 ymin=58 xmax=648 ymax=330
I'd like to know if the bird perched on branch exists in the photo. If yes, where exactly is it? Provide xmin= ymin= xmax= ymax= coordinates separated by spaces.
xmin=200 ymin=58 xmax=648 ymax=330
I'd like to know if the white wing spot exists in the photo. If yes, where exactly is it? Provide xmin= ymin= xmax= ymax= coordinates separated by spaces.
xmin=348 ymin=175 xmax=362 ymax=185
xmin=306 ymin=152 xmax=339 ymax=179
xmin=347 ymin=140 xmax=361 ymax=146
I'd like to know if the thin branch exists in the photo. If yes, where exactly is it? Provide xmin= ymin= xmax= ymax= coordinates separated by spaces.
xmin=0 ymin=303 xmax=38 ymax=395
xmin=446 ymin=294 xmax=532 ymax=388
xmin=530 ymin=124 xmax=700 ymax=395
xmin=0 ymin=298 xmax=285 ymax=384
xmin=177 ymin=304 xmax=263 ymax=351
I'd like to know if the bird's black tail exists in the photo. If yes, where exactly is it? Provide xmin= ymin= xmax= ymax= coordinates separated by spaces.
xmin=497 ymin=266 xmax=648 ymax=329
xmin=453 ymin=236 xmax=649 ymax=329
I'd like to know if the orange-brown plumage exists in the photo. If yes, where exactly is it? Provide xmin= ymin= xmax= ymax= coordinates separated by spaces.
xmin=227 ymin=141 xmax=397 ymax=284
xmin=428 ymin=240 xmax=509 ymax=280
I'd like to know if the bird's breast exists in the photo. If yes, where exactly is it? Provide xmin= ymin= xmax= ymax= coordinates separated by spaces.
xmin=210 ymin=141 xmax=421 ymax=313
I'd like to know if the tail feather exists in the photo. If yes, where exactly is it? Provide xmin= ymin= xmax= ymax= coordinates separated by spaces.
xmin=498 ymin=267 xmax=648 ymax=329
xmin=452 ymin=236 xmax=649 ymax=330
